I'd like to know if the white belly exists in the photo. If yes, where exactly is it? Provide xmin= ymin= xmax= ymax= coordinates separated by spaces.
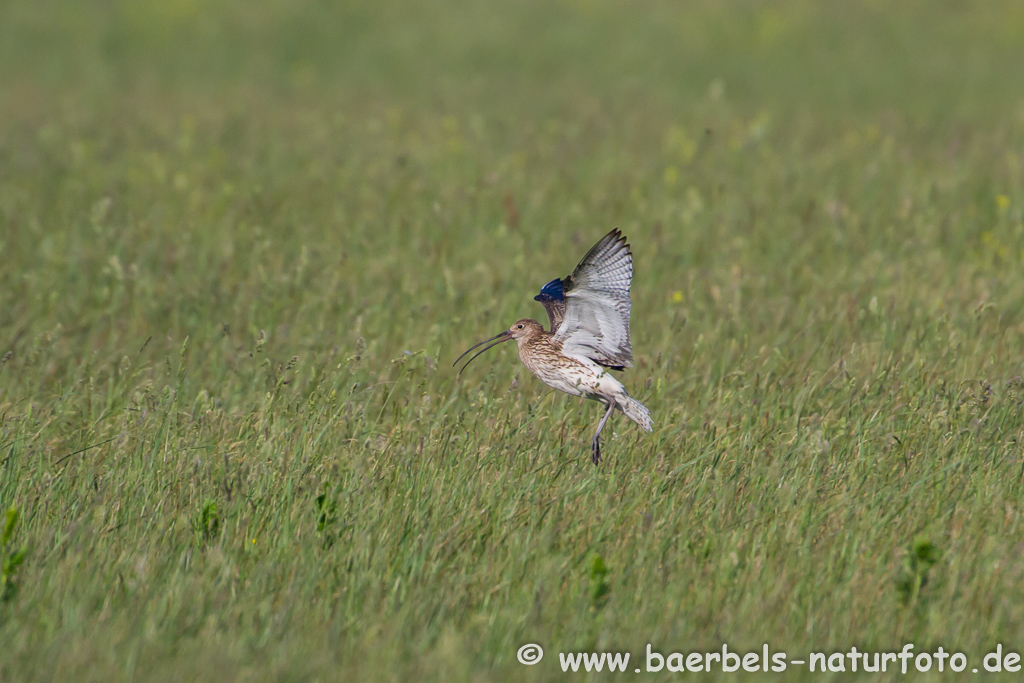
xmin=520 ymin=350 xmax=626 ymax=401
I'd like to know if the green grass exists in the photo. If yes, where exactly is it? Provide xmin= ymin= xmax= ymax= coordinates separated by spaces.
xmin=3 ymin=0 xmax=1024 ymax=679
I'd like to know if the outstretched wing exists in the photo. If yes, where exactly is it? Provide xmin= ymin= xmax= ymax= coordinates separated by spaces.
xmin=533 ymin=278 xmax=567 ymax=332
xmin=552 ymin=229 xmax=634 ymax=369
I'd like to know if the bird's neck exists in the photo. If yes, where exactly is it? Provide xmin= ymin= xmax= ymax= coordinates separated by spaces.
xmin=516 ymin=331 xmax=560 ymax=359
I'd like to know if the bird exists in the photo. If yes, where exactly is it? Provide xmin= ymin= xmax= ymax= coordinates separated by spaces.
xmin=454 ymin=229 xmax=652 ymax=464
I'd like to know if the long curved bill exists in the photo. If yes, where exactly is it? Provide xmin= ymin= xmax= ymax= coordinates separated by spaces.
xmin=453 ymin=330 xmax=512 ymax=375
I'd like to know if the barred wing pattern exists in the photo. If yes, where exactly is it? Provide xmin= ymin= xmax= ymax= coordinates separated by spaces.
xmin=552 ymin=229 xmax=634 ymax=369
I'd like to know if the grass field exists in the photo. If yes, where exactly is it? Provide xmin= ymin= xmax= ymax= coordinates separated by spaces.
xmin=3 ymin=0 xmax=1024 ymax=680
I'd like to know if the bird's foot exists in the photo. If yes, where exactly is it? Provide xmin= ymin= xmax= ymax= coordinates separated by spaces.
xmin=591 ymin=436 xmax=602 ymax=465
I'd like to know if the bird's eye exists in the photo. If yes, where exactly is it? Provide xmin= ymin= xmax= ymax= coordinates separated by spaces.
xmin=517 ymin=324 xmax=524 ymax=329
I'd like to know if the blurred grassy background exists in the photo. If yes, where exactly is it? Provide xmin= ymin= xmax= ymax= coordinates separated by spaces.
xmin=3 ymin=0 xmax=1024 ymax=680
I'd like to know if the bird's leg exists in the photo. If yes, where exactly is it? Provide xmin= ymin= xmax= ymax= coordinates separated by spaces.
xmin=591 ymin=401 xmax=616 ymax=465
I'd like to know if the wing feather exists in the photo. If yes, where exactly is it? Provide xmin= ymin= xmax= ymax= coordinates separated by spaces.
xmin=552 ymin=229 xmax=634 ymax=368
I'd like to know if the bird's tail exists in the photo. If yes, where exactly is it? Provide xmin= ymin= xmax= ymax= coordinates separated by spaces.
xmin=617 ymin=395 xmax=653 ymax=432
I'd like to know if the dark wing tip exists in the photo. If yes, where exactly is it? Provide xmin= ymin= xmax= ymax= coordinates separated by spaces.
xmin=534 ymin=278 xmax=566 ymax=301
xmin=570 ymin=228 xmax=632 ymax=280
xmin=611 ymin=228 xmax=631 ymax=257
xmin=561 ymin=229 xmax=631 ymax=297
xmin=594 ymin=228 xmax=630 ymax=259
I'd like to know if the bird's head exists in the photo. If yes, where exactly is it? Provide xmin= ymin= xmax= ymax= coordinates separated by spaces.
xmin=507 ymin=318 xmax=544 ymax=340
xmin=454 ymin=319 xmax=544 ymax=375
